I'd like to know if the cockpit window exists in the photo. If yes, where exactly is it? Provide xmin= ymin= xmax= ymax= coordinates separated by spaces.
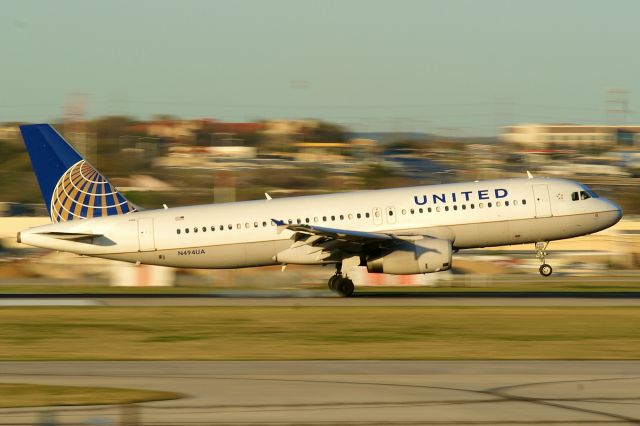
xmin=581 ymin=185 xmax=599 ymax=198
xmin=572 ymin=186 xmax=599 ymax=201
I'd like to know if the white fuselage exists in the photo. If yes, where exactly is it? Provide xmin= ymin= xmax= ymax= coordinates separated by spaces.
xmin=18 ymin=177 xmax=622 ymax=269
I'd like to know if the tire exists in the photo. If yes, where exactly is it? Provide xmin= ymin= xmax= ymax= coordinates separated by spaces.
xmin=328 ymin=275 xmax=339 ymax=291
xmin=539 ymin=264 xmax=553 ymax=277
xmin=336 ymin=278 xmax=355 ymax=297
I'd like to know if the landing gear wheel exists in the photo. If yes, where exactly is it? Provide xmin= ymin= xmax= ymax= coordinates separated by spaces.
xmin=539 ymin=264 xmax=553 ymax=277
xmin=335 ymin=278 xmax=355 ymax=297
xmin=535 ymin=242 xmax=553 ymax=277
xmin=328 ymin=275 xmax=340 ymax=291
xmin=328 ymin=262 xmax=344 ymax=292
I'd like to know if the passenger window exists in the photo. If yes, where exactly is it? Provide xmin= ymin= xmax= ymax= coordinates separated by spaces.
xmin=220 ymin=225 xmax=224 ymax=231
xmin=194 ymin=227 xmax=198 ymax=233
xmin=245 ymin=223 xmax=250 ymax=229
xmin=401 ymin=209 xmax=406 ymax=215
xmin=470 ymin=204 xmax=475 ymax=209
xmin=185 ymin=228 xmax=189 ymax=233
xmin=496 ymin=201 xmax=501 ymax=207
xmin=419 ymin=208 xmax=423 ymax=213
xmin=254 ymin=222 xmax=258 ymax=228
xmin=202 ymin=226 xmax=206 ymax=232
xmin=410 ymin=209 xmax=415 ymax=214
xmin=488 ymin=202 xmax=492 ymax=208
xmin=306 ymin=218 xmax=310 ymax=223
xmin=513 ymin=200 xmax=518 ymax=206
xmin=479 ymin=203 xmax=484 ymax=208
xmin=462 ymin=205 xmax=466 ymax=210
xmin=340 ymin=214 xmax=344 ymax=220
xmin=348 ymin=214 xmax=353 ymax=220
xmin=522 ymin=199 xmax=527 ymax=205
xmin=288 ymin=219 xmax=293 ymax=224
xmin=177 ymin=229 xmax=181 ymax=234
xmin=357 ymin=213 xmax=361 ymax=219
xmin=314 ymin=217 xmax=318 ymax=223
xmin=228 ymin=224 xmax=232 ymax=230
xmin=296 ymin=219 xmax=301 ymax=224
xmin=445 ymin=206 xmax=449 ymax=211
xmin=453 ymin=205 xmax=458 ymax=211
xmin=331 ymin=215 xmax=335 ymax=221
xmin=237 ymin=224 xmax=241 ymax=229
xmin=323 ymin=216 xmax=327 ymax=221
xmin=505 ymin=201 xmax=509 ymax=206
xmin=365 ymin=212 xmax=370 ymax=218
xmin=211 ymin=226 xmax=215 ymax=231
xmin=428 ymin=207 xmax=432 ymax=213
xmin=436 ymin=206 xmax=441 ymax=212
xmin=262 ymin=221 xmax=267 ymax=227
xmin=389 ymin=211 xmax=394 ymax=216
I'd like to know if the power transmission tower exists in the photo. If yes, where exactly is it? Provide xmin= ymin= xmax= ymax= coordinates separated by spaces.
xmin=63 ymin=93 xmax=95 ymax=163
xmin=606 ymin=88 xmax=629 ymax=126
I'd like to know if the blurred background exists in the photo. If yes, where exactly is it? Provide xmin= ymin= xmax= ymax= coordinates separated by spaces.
xmin=1 ymin=0 xmax=638 ymax=290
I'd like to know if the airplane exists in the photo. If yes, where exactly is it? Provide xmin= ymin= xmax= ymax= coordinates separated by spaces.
xmin=17 ymin=124 xmax=622 ymax=296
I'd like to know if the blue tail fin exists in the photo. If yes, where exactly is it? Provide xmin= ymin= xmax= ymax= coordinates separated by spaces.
xmin=20 ymin=124 xmax=137 ymax=222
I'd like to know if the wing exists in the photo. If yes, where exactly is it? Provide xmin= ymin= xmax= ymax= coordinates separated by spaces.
xmin=271 ymin=219 xmax=397 ymax=263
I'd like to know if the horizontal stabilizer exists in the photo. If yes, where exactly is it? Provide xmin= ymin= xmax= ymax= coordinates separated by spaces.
xmin=40 ymin=231 xmax=103 ymax=242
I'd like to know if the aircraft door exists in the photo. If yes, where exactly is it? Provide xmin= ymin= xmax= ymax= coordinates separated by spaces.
xmin=532 ymin=184 xmax=552 ymax=218
xmin=386 ymin=206 xmax=397 ymax=224
xmin=372 ymin=207 xmax=383 ymax=225
xmin=137 ymin=218 xmax=156 ymax=252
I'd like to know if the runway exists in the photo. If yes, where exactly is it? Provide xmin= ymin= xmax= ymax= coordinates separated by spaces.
xmin=1 ymin=361 xmax=640 ymax=425
xmin=2 ymin=291 xmax=640 ymax=306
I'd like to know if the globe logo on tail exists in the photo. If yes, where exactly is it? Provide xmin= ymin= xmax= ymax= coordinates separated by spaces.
xmin=50 ymin=160 xmax=136 ymax=222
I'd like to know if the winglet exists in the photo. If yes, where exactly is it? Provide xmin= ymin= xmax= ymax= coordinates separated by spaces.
xmin=265 ymin=193 xmax=272 ymax=200
xmin=526 ymin=170 xmax=534 ymax=179
xmin=271 ymin=218 xmax=287 ymax=234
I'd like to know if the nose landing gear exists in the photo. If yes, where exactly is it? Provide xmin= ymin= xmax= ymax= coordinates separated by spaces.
xmin=328 ymin=262 xmax=354 ymax=297
xmin=536 ymin=242 xmax=553 ymax=277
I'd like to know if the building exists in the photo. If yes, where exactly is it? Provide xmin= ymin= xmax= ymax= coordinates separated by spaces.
xmin=125 ymin=120 xmax=201 ymax=142
xmin=501 ymin=124 xmax=640 ymax=149
xmin=292 ymin=142 xmax=351 ymax=162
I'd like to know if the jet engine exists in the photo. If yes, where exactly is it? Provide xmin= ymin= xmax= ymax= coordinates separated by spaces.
xmin=366 ymin=238 xmax=452 ymax=275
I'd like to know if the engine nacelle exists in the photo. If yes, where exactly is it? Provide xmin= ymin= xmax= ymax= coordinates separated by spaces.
xmin=366 ymin=238 xmax=452 ymax=275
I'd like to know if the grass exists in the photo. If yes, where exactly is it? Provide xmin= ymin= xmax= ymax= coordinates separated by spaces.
xmin=0 ymin=306 xmax=639 ymax=360
xmin=0 ymin=383 xmax=179 ymax=408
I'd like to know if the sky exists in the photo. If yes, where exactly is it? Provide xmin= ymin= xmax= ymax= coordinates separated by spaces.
xmin=2 ymin=0 xmax=640 ymax=135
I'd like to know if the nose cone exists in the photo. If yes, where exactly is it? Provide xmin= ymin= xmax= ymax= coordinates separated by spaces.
xmin=601 ymin=198 xmax=623 ymax=228
xmin=614 ymin=204 xmax=623 ymax=223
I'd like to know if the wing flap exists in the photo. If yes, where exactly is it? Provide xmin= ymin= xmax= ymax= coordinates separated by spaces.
xmin=271 ymin=218 xmax=397 ymax=264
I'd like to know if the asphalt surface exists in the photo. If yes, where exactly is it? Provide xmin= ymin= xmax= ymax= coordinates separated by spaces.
xmin=1 ymin=361 xmax=640 ymax=425
xmin=3 ymin=291 xmax=640 ymax=306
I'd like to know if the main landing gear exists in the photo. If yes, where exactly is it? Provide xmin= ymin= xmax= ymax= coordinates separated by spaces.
xmin=328 ymin=262 xmax=354 ymax=297
xmin=536 ymin=241 xmax=553 ymax=277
